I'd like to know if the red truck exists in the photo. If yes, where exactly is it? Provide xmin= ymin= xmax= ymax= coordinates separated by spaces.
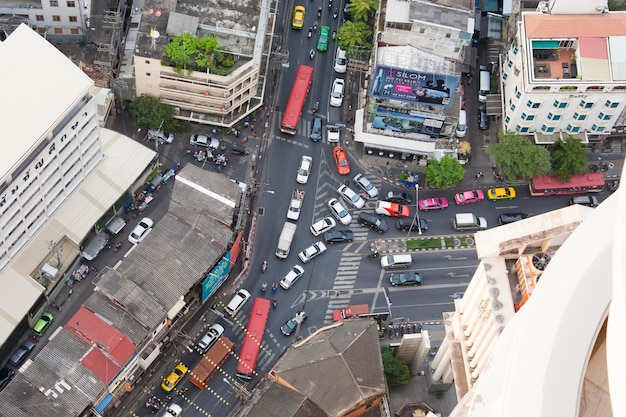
xmin=332 ymin=304 xmax=369 ymax=321
xmin=189 ymin=336 xmax=234 ymax=389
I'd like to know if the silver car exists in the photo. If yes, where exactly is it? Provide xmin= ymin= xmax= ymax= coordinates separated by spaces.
xmin=190 ymin=134 xmax=220 ymax=149
xmin=328 ymin=198 xmax=352 ymax=225
xmin=353 ymin=173 xmax=379 ymax=198
xmin=197 ymin=323 xmax=225 ymax=353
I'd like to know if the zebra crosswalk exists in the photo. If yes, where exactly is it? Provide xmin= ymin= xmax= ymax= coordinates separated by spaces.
xmin=275 ymin=112 xmax=336 ymax=144
xmin=228 ymin=310 xmax=278 ymax=378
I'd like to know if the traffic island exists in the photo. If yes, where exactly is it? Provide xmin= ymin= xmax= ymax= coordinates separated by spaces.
xmin=371 ymin=236 xmax=475 ymax=254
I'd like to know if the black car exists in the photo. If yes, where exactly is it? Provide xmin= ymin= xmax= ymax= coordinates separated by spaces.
xmin=358 ymin=213 xmax=388 ymax=233
xmin=281 ymin=311 xmax=307 ymax=336
xmin=478 ymin=104 xmax=489 ymax=130
xmin=0 ymin=367 xmax=15 ymax=392
xmin=396 ymin=218 xmax=429 ymax=232
xmin=384 ymin=190 xmax=412 ymax=205
xmin=323 ymin=230 xmax=354 ymax=244
xmin=310 ymin=117 xmax=323 ymax=141
xmin=389 ymin=271 xmax=423 ymax=286
xmin=9 ymin=340 xmax=36 ymax=367
xmin=229 ymin=141 xmax=249 ymax=155
xmin=498 ymin=212 xmax=529 ymax=225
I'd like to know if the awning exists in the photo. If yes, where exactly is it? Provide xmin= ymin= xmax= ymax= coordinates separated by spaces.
xmin=95 ymin=393 xmax=114 ymax=413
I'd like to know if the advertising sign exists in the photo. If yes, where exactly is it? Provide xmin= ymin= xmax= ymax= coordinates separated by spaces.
xmin=370 ymin=66 xmax=460 ymax=107
xmin=373 ymin=105 xmax=445 ymax=137
xmin=201 ymin=254 xmax=231 ymax=303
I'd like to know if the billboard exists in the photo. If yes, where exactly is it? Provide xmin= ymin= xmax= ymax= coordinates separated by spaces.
xmin=201 ymin=254 xmax=231 ymax=303
xmin=373 ymin=105 xmax=445 ymax=137
xmin=370 ymin=66 xmax=460 ymax=107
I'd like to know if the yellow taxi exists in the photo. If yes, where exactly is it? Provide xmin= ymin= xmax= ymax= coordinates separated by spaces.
xmin=487 ymin=187 xmax=516 ymax=201
xmin=161 ymin=363 xmax=188 ymax=392
xmin=292 ymin=6 xmax=305 ymax=29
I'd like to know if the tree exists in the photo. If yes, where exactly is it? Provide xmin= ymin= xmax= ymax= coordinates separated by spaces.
xmin=487 ymin=132 xmax=551 ymax=180
xmin=381 ymin=346 xmax=411 ymax=388
xmin=338 ymin=21 xmax=372 ymax=50
xmin=163 ymin=34 xmax=233 ymax=75
xmin=550 ymin=137 xmax=589 ymax=181
xmin=129 ymin=94 xmax=189 ymax=133
xmin=348 ymin=0 xmax=379 ymax=22
xmin=423 ymin=155 xmax=465 ymax=189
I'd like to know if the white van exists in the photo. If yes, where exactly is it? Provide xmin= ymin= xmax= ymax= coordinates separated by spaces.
xmin=224 ymin=289 xmax=251 ymax=316
xmin=334 ymin=47 xmax=347 ymax=73
xmin=478 ymin=66 xmax=491 ymax=103
xmin=276 ymin=222 xmax=298 ymax=259
xmin=455 ymin=110 xmax=467 ymax=138
xmin=453 ymin=213 xmax=487 ymax=231
xmin=380 ymin=254 xmax=412 ymax=270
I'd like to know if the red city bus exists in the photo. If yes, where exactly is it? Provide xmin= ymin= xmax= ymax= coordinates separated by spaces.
xmin=529 ymin=172 xmax=605 ymax=196
xmin=280 ymin=65 xmax=314 ymax=135
xmin=236 ymin=297 xmax=270 ymax=380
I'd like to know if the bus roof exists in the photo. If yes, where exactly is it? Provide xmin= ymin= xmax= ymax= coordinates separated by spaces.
xmin=280 ymin=65 xmax=314 ymax=133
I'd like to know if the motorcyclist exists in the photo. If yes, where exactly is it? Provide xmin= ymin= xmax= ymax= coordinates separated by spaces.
xmin=309 ymin=49 xmax=316 ymax=60
xmin=317 ymin=6 xmax=322 ymax=17
xmin=272 ymin=296 xmax=278 ymax=308
xmin=308 ymin=27 xmax=312 ymax=38
xmin=312 ymin=101 xmax=319 ymax=113
xmin=261 ymin=282 xmax=268 ymax=292
xmin=261 ymin=260 xmax=268 ymax=272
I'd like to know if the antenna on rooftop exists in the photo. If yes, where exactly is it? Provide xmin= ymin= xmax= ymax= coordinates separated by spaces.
xmin=150 ymin=27 xmax=160 ymax=49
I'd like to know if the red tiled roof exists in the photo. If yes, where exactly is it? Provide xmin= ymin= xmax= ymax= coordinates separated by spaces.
xmin=66 ymin=306 xmax=136 ymax=369
xmin=82 ymin=348 xmax=121 ymax=384
xmin=524 ymin=13 xmax=626 ymax=38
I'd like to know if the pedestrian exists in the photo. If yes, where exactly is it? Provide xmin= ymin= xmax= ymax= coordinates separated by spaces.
xmin=479 ymin=171 xmax=484 ymax=178
xmin=242 ymin=135 xmax=248 ymax=143
xmin=250 ymin=124 xmax=255 ymax=133
xmin=475 ymin=173 xmax=480 ymax=182
xmin=244 ymin=120 xmax=250 ymax=128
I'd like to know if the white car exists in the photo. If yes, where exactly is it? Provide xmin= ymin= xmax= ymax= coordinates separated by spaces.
xmin=197 ymin=323 xmax=225 ymax=353
xmin=279 ymin=265 xmax=305 ymax=289
xmin=296 ymin=155 xmax=313 ymax=184
xmin=190 ymin=134 xmax=220 ymax=149
xmin=329 ymin=78 xmax=345 ymax=107
xmin=337 ymin=184 xmax=365 ymax=209
xmin=334 ymin=47 xmax=347 ymax=73
xmin=353 ymin=173 xmax=379 ymax=198
xmin=148 ymin=129 xmax=174 ymax=144
xmin=128 ymin=217 xmax=154 ymax=244
xmin=298 ymin=241 xmax=327 ymax=263
xmin=327 ymin=125 xmax=340 ymax=143
xmin=310 ymin=217 xmax=337 ymax=236
xmin=328 ymin=198 xmax=352 ymax=225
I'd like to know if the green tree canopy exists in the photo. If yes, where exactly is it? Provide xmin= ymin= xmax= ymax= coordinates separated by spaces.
xmin=550 ymin=137 xmax=589 ymax=181
xmin=423 ymin=154 xmax=465 ymax=189
xmin=348 ymin=0 xmax=379 ymax=22
xmin=381 ymin=346 xmax=411 ymax=388
xmin=487 ymin=132 xmax=551 ymax=180
xmin=163 ymin=34 xmax=233 ymax=75
xmin=338 ymin=21 xmax=372 ymax=50
xmin=129 ymin=94 xmax=189 ymax=133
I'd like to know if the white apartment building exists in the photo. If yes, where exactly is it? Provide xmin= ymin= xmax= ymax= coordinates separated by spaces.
xmin=125 ymin=0 xmax=272 ymax=127
xmin=501 ymin=2 xmax=626 ymax=144
xmin=0 ymin=24 xmax=154 ymax=348
xmin=0 ymin=0 xmax=88 ymax=39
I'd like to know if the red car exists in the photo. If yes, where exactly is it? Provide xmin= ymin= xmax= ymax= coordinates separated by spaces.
xmin=454 ymin=190 xmax=485 ymax=205
xmin=333 ymin=146 xmax=350 ymax=175
xmin=418 ymin=197 xmax=449 ymax=211
xmin=375 ymin=201 xmax=410 ymax=217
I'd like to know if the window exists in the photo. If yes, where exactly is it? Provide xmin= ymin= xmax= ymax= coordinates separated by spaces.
xmin=146 ymin=73 xmax=151 ymax=76
xmin=67 ymin=0 xmax=75 ymax=6
xmin=553 ymin=100 xmax=567 ymax=109
xmin=69 ymin=16 xmax=77 ymax=22
xmin=515 ymin=91 xmax=521 ymax=99
xmin=513 ymin=46 xmax=519 ymax=55
xmin=50 ymin=0 xmax=58 ymax=5
xmin=71 ymin=28 xmax=79 ymax=34
xmin=507 ymin=60 xmax=513 ymax=68
xmin=573 ymin=112 xmax=586 ymax=121
xmin=605 ymin=100 xmax=619 ymax=108
xmin=36 ymin=15 xmax=44 ymax=21
xmin=592 ymin=124 xmax=605 ymax=132
xmin=505 ymin=116 xmax=511 ymax=123
xmin=547 ymin=112 xmax=561 ymax=121
xmin=510 ymin=103 xmax=516 ymax=111
xmin=598 ymin=112 xmax=612 ymax=120
xmin=419 ymin=28 xmax=425 ymax=33
xmin=503 ymin=72 xmax=508 ymax=80
xmin=521 ymin=113 xmax=535 ymax=121
xmin=519 ymin=127 xmax=529 ymax=133
xmin=541 ymin=125 xmax=555 ymax=133
xmin=52 ymin=15 xmax=61 ymax=21
xmin=54 ymin=28 xmax=63 ymax=34
xmin=567 ymin=125 xmax=580 ymax=133
xmin=445 ymin=33 xmax=451 ymax=38
xmin=527 ymin=100 xmax=541 ymax=109
xmin=586 ymin=86 xmax=604 ymax=92
xmin=580 ymin=100 xmax=594 ymax=108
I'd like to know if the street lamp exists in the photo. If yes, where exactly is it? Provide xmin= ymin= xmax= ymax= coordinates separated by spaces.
xmin=407 ymin=184 xmax=422 ymax=236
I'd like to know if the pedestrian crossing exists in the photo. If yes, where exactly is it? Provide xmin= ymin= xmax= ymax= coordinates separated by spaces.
xmin=275 ymin=112 xmax=335 ymax=144
xmin=228 ymin=310 xmax=277 ymax=379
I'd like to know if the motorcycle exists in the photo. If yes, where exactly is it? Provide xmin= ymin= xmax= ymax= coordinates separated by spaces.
xmin=309 ymin=49 xmax=316 ymax=60
xmin=261 ymin=282 xmax=268 ymax=292
xmin=328 ymin=0 xmax=332 ymax=10
xmin=261 ymin=260 xmax=267 ymax=273
xmin=271 ymin=282 xmax=277 ymax=294
xmin=333 ymin=8 xmax=338 ymax=18
xmin=272 ymin=296 xmax=278 ymax=309
xmin=317 ymin=7 xmax=322 ymax=17
xmin=368 ymin=250 xmax=379 ymax=258
xmin=114 ymin=242 xmax=122 ymax=252
xmin=308 ymin=28 xmax=312 ymax=38
xmin=332 ymin=31 xmax=337 ymax=40
xmin=312 ymin=101 xmax=319 ymax=113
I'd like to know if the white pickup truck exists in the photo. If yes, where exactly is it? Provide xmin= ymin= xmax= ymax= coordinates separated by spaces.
xmin=287 ymin=189 xmax=305 ymax=221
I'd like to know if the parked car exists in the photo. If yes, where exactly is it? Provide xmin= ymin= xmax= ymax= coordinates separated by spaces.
xmin=323 ymin=230 xmax=354 ymax=244
xmin=229 ymin=141 xmax=249 ymax=155
xmin=296 ymin=155 xmax=313 ymax=184
xmin=384 ymin=190 xmax=411 ymax=204
xmin=148 ymin=129 xmax=174 ymax=144
xmin=454 ymin=190 xmax=485 ymax=205
xmin=33 ymin=312 xmax=54 ymax=336
xmin=375 ymin=201 xmax=410 ymax=217
xmin=389 ymin=271 xmax=423 ymax=286
xmin=396 ymin=218 xmax=429 ymax=232
xmin=128 ymin=217 xmax=154 ymax=244
xmin=478 ymin=104 xmax=489 ymax=130
xmin=197 ymin=323 xmax=225 ymax=353
xmin=327 ymin=125 xmax=340 ymax=143
xmin=9 ymin=340 xmax=36 ymax=367
xmin=310 ymin=217 xmax=336 ymax=236
xmin=190 ymin=134 xmax=220 ymax=149
xmin=333 ymin=146 xmax=350 ymax=175
xmin=354 ymin=173 xmax=379 ymax=198
xmin=328 ymin=198 xmax=352 ymax=225
xmin=298 ymin=241 xmax=327 ymax=263
xmin=498 ymin=212 xmax=529 ymax=225
xmin=329 ymin=78 xmax=345 ymax=107
xmin=337 ymin=184 xmax=365 ymax=209
xmin=357 ymin=213 xmax=388 ymax=233
xmin=310 ymin=116 xmax=323 ymax=141
xmin=0 ymin=367 xmax=15 ymax=392
xmin=487 ymin=187 xmax=516 ymax=201
xmin=570 ymin=195 xmax=599 ymax=207
xmin=418 ymin=197 xmax=448 ymax=211
xmin=334 ymin=47 xmax=347 ymax=73
xmin=161 ymin=363 xmax=189 ymax=392
xmin=281 ymin=310 xmax=307 ymax=336
xmin=280 ymin=265 xmax=305 ymax=289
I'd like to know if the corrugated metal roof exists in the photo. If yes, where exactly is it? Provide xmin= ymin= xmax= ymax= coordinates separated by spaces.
xmin=524 ymin=12 xmax=626 ymax=38
xmin=83 ymin=292 xmax=151 ymax=345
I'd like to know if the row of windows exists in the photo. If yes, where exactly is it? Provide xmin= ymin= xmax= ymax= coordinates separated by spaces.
xmin=37 ymin=27 xmax=81 ymax=35
xmin=518 ymin=111 xmax=613 ymax=122
xmin=518 ymin=99 xmax=621 ymax=110
xmin=36 ymin=15 xmax=78 ymax=22
xmin=516 ymin=124 xmax=606 ymax=134
xmin=49 ymin=1 xmax=76 ymax=7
